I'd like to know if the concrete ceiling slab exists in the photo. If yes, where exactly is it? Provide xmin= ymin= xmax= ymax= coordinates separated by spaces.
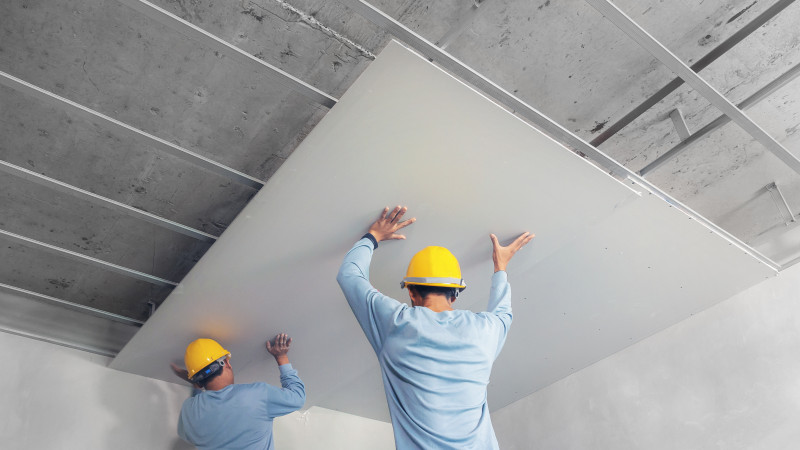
xmin=0 ymin=175 xmax=211 ymax=281
xmin=0 ymin=288 xmax=140 ymax=356
xmin=111 ymin=42 xmax=774 ymax=421
xmin=1 ymin=0 xmax=797 ymax=408
xmin=0 ymin=0 xmax=327 ymax=179
xmin=0 ymin=238 xmax=174 ymax=320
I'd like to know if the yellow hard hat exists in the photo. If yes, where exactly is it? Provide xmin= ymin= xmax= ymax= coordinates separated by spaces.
xmin=400 ymin=246 xmax=466 ymax=291
xmin=184 ymin=338 xmax=230 ymax=380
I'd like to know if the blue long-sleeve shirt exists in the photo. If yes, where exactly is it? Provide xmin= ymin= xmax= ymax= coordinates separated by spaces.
xmin=177 ymin=363 xmax=305 ymax=450
xmin=337 ymin=238 xmax=512 ymax=450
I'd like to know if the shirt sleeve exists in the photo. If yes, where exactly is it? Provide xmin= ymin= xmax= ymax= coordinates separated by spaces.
xmin=265 ymin=363 xmax=306 ymax=418
xmin=486 ymin=270 xmax=513 ymax=357
xmin=336 ymin=237 xmax=405 ymax=354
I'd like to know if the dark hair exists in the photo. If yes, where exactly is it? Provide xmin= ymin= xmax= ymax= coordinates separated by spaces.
xmin=192 ymin=359 xmax=226 ymax=388
xmin=408 ymin=284 xmax=458 ymax=300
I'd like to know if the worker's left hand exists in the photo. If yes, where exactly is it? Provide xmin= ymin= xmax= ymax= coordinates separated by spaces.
xmin=368 ymin=206 xmax=416 ymax=242
xmin=267 ymin=333 xmax=292 ymax=366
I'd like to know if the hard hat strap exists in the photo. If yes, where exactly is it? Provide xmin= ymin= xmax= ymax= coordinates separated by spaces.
xmin=190 ymin=355 xmax=229 ymax=384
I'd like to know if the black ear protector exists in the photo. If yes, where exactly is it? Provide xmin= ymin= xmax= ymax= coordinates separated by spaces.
xmin=191 ymin=358 xmax=226 ymax=384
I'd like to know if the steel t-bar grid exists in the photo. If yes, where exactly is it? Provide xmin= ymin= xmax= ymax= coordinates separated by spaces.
xmin=590 ymin=0 xmax=796 ymax=147
xmin=0 ymin=229 xmax=178 ymax=287
xmin=0 ymin=282 xmax=144 ymax=327
xmin=338 ymin=0 xmax=780 ymax=272
xmin=0 ymin=160 xmax=217 ymax=243
xmin=115 ymin=0 xmax=338 ymax=108
xmin=585 ymin=0 xmax=800 ymax=176
xmin=0 ymin=70 xmax=264 ymax=189
xmin=639 ymin=62 xmax=800 ymax=176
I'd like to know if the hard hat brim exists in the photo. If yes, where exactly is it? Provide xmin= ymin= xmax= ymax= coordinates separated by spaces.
xmin=401 ymin=277 xmax=466 ymax=290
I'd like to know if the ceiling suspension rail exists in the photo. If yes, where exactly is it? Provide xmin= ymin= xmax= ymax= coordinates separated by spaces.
xmin=0 ymin=228 xmax=178 ymax=288
xmin=590 ymin=0 xmax=796 ymax=147
xmin=0 ymin=160 xmax=217 ymax=243
xmin=0 ymin=282 xmax=144 ymax=327
xmin=0 ymin=327 xmax=120 ymax=358
xmin=115 ymin=0 xmax=338 ymax=108
xmin=337 ymin=0 xmax=780 ymax=271
xmin=585 ymin=0 xmax=800 ymax=177
xmin=336 ymin=0 xmax=630 ymax=178
xmin=639 ymin=61 xmax=800 ymax=176
xmin=0 ymin=70 xmax=264 ymax=189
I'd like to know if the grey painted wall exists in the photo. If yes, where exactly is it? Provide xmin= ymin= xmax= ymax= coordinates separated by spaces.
xmin=1 ymin=327 xmax=395 ymax=449
xmin=492 ymin=261 xmax=800 ymax=449
xmin=1 ymin=330 xmax=192 ymax=449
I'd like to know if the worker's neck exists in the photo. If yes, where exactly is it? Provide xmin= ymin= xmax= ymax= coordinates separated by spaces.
xmin=419 ymin=294 xmax=454 ymax=313
xmin=204 ymin=378 xmax=233 ymax=391
xmin=204 ymin=370 xmax=234 ymax=391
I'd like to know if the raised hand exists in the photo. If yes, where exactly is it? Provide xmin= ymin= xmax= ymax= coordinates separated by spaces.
xmin=490 ymin=232 xmax=534 ymax=272
xmin=266 ymin=333 xmax=292 ymax=366
xmin=367 ymin=206 xmax=416 ymax=242
xmin=170 ymin=363 xmax=190 ymax=381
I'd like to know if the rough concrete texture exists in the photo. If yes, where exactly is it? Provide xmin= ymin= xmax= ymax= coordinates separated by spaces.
xmin=0 ymin=240 xmax=173 ymax=319
xmin=149 ymin=0 xmax=381 ymax=96
xmin=1 ymin=0 xmax=799 ymax=335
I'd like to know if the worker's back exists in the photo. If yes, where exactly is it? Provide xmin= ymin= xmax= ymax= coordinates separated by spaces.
xmin=178 ymin=383 xmax=276 ymax=450
xmin=339 ymin=211 xmax=532 ymax=450
xmin=178 ymin=363 xmax=305 ymax=450
xmin=379 ymin=305 xmax=506 ymax=449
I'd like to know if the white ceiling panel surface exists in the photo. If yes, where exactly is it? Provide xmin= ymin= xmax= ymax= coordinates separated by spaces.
xmin=111 ymin=41 xmax=773 ymax=420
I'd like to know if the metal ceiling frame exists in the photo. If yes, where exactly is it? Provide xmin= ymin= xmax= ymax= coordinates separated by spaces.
xmin=0 ymin=282 xmax=143 ymax=326
xmin=0 ymin=229 xmax=178 ymax=287
xmin=0 ymin=160 xmax=217 ymax=243
xmin=336 ymin=0 xmax=629 ymax=179
xmin=115 ymin=0 xmax=339 ymax=108
xmin=0 ymin=327 xmax=121 ymax=358
xmin=0 ymin=71 xmax=264 ymax=189
xmin=639 ymin=61 xmax=800 ymax=176
xmin=585 ymin=0 xmax=800 ymax=177
xmin=337 ymin=0 xmax=780 ymax=272
xmin=590 ymin=0 xmax=796 ymax=147
xmin=3 ymin=0 xmax=791 ymax=348
xmin=0 ymin=0 xmax=348 ymax=330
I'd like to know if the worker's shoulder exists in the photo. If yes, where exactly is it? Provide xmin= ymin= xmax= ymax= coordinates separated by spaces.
xmin=229 ymin=382 xmax=271 ymax=395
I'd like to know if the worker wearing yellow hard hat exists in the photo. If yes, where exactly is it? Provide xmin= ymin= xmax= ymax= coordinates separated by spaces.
xmin=337 ymin=206 xmax=534 ymax=449
xmin=170 ymin=334 xmax=305 ymax=449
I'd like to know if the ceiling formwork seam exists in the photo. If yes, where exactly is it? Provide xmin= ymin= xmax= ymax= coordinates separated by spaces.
xmin=116 ymin=0 xmax=339 ymax=107
xmin=266 ymin=0 xmax=376 ymax=59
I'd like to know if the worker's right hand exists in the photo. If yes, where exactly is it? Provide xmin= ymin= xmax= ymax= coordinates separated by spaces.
xmin=490 ymin=232 xmax=534 ymax=272
xmin=266 ymin=333 xmax=292 ymax=366
xmin=367 ymin=206 xmax=416 ymax=242
xmin=170 ymin=363 xmax=191 ymax=381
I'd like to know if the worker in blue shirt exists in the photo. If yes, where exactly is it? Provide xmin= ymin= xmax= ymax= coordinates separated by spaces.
xmin=170 ymin=333 xmax=305 ymax=450
xmin=337 ymin=206 xmax=534 ymax=449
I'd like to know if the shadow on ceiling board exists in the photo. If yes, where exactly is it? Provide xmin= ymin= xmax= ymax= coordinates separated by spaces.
xmin=111 ymin=41 xmax=774 ymax=421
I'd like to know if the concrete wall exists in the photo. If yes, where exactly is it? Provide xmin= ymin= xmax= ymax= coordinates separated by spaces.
xmin=492 ymin=262 xmax=800 ymax=449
